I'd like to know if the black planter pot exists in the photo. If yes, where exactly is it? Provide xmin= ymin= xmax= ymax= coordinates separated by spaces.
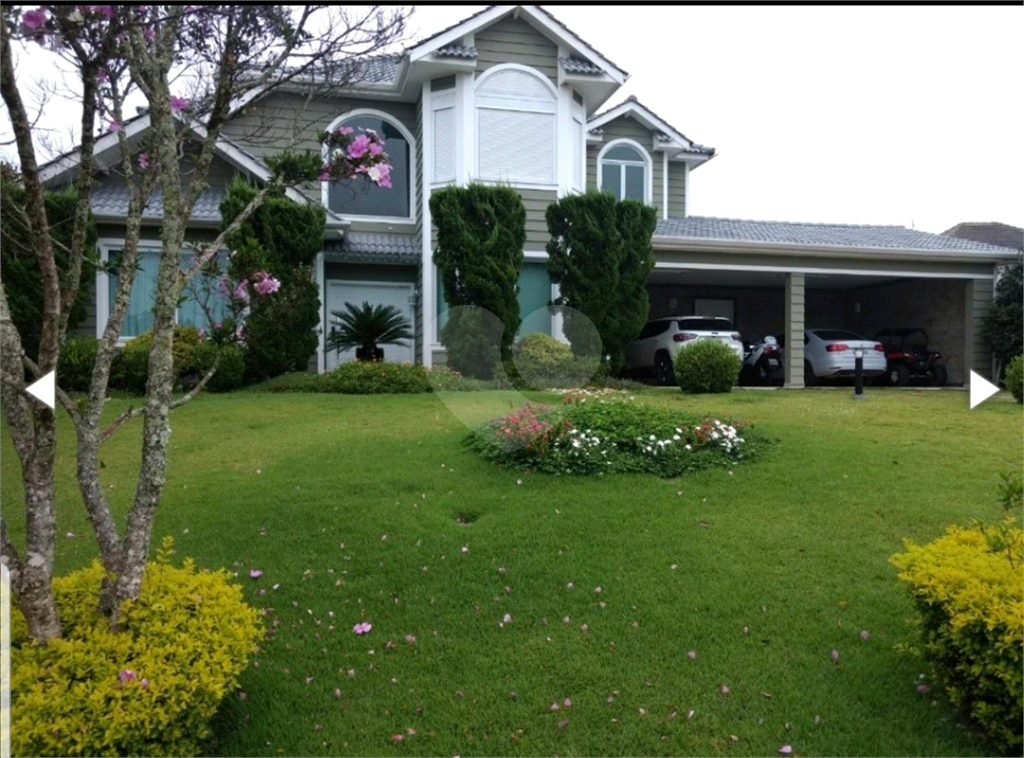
xmin=355 ymin=346 xmax=385 ymax=362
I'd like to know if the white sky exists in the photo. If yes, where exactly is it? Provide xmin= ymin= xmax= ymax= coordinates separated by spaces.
xmin=5 ymin=5 xmax=1022 ymax=236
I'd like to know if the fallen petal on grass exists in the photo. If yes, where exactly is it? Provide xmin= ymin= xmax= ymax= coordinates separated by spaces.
xmin=779 ymin=745 xmax=793 ymax=755
xmin=687 ymin=650 xmax=696 ymax=660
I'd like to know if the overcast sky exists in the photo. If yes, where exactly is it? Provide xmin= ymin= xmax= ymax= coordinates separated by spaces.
xmin=5 ymin=5 xmax=1022 ymax=236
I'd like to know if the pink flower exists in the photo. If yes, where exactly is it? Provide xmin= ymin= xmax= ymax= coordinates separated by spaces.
xmin=353 ymin=622 xmax=372 ymax=634
xmin=779 ymin=746 xmax=793 ymax=755
xmin=144 ymin=26 xmax=155 ymax=43
xmin=249 ymin=569 xmax=263 ymax=579
xmin=347 ymin=134 xmax=371 ymax=159
xmin=319 ymin=168 xmax=331 ymax=181
xmin=109 ymin=120 xmax=122 ymax=133
xmin=232 ymin=280 xmax=249 ymax=301
xmin=404 ymin=634 xmax=416 ymax=644
xmin=687 ymin=650 xmax=696 ymax=660
xmin=550 ymin=702 xmax=559 ymax=711
xmin=252 ymin=274 xmax=280 ymax=295
xmin=563 ymin=698 xmax=572 ymax=708
xmin=170 ymin=95 xmax=189 ymax=113
xmin=21 ymin=8 xmax=48 ymax=31
xmin=368 ymin=141 xmax=384 ymax=156
xmin=831 ymin=649 xmax=840 ymax=662
xmin=367 ymin=163 xmax=391 ymax=188
xmin=97 ymin=69 xmax=110 ymax=83
xmin=502 ymin=613 xmax=512 ymax=623
xmin=139 ymin=678 xmax=149 ymax=689
xmin=334 ymin=126 xmax=354 ymax=136
xmin=118 ymin=669 xmax=137 ymax=683
xmin=859 ymin=629 xmax=870 ymax=641
xmin=137 ymin=153 xmax=149 ymax=169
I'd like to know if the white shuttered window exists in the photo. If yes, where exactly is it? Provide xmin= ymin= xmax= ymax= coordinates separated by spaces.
xmin=476 ymin=68 xmax=556 ymax=186
xmin=433 ymin=106 xmax=455 ymax=183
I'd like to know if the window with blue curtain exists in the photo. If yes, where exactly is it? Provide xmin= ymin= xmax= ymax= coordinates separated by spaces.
xmin=108 ymin=248 xmax=232 ymax=338
xmin=178 ymin=252 xmax=231 ymax=330
xmin=108 ymin=248 xmax=160 ymax=338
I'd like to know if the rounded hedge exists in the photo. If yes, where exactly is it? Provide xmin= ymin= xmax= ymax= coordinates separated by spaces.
xmin=10 ymin=552 xmax=263 ymax=757
xmin=185 ymin=342 xmax=247 ymax=393
xmin=514 ymin=332 xmax=573 ymax=366
xmin=57 ymin=335 xmax=99 ymax=393
xmin=111 ymin=326 xmax=204 ymax=394
xmin=673 ymin=339 xmax=742 ymax=394
xmin=1004 ymin=354 xmax=1023 ymax=403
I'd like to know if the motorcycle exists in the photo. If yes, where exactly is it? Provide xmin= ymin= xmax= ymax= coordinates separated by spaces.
xmin=741 ymin=335 xmax=784 ymax=385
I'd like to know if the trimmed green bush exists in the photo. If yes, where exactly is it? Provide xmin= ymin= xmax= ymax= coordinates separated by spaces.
xmin=890 ymin=524 xmax=1023 ymax=753
xmin=431 ymin=184 xmax=526 ymax=377
xmin=10 ymin=544 xmax=263 ymax=757
xmin=514 ymin=333 xmax=573 ymax=365
xmin=57 ymin=336 xmax=98 ymax=393
xmin=110 ymin=326 xmax=203 ymax=394
xmin=1003 ymin=354 xmax=1023 ymax=403
xmin=468 ymin=395 xmax=766 ymax=477
xmin=185 ymin=342 xmax=247 ymax=393
xmin=673 ymin=340 xmax=742 ymax=393
xmin=261 ymin=363 xmax=485 ymax=394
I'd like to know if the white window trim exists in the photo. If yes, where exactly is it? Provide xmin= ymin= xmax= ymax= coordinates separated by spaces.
xmin=596 ymin=138 xmax=653 ymax=205
xmin=474 ymin=64 xmax=559 ymax=188
xmin=321 ymin=108 xmax=417 ymax=224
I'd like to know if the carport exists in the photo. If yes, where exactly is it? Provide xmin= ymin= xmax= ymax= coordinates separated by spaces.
xmin=648 ymin=218 xmax=1019 ymax=387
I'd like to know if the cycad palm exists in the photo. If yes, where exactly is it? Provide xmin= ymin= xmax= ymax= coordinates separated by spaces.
xmin=326 ymin=301 xmax=413 ymax=358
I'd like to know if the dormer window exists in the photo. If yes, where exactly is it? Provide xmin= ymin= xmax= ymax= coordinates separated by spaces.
xmin=325 ymin=111 xmax=413 ymax=220
xmin=476 ymin=66 xmax=557 ymax=186
xmin=599 ymin=142 xmax=648 ymax=202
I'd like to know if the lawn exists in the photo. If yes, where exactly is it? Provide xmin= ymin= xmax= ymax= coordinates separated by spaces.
xmin=3 ymin=386 xmax=1022 ymax=756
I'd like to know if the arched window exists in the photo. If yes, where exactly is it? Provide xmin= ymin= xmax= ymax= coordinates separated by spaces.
xmin=325 ymin=111 xmax=412 ymax=219
xmin=599 ymin=142 xmax=648 ymax=202
xmin=476 ymin=66 xmax=557 ymax=186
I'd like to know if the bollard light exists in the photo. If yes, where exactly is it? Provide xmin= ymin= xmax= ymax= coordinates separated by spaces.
xmin=853 ymin=348 xmax=865 ymax=399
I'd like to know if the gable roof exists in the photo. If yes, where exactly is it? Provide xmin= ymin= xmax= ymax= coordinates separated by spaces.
xmin=407 ymin=5 xmax=627 ymax=84
xmin=589 ymin=96 xmax=715 ymax=167
xmin=941 ymin=222 xmax=1023 ymax=251
xmin=654 ymin=216 xmax=1021 ymax=262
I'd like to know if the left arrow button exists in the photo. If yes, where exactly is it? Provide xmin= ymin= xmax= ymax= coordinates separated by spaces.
xmin=26 ymin=371 xmax=55 ymax=409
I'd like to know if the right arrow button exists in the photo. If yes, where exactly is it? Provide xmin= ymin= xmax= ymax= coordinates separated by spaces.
xmin=969 ymin=370 xmax=1000 ymax=409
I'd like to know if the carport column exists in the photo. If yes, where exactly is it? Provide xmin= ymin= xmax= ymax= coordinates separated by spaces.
xmin=784 ymin=273 xmax=805 ymax=388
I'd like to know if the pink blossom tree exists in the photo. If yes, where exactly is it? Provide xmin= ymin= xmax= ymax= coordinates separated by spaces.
xmin=0 ymin=4 xmax=406 ymax=641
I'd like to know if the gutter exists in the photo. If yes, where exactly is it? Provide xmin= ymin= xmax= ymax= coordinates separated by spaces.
xmin=651 ymin=235 xmax=1020 ymax=265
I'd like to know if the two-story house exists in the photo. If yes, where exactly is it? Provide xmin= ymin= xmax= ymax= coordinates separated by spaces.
xmin=41 ymin=5 xmax=1019 ymax=386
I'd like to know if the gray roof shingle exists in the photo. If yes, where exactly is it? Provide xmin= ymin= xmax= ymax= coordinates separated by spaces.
xmin=435 ymin=44 xmax=478 ymax=59
xmin=559 ymin=56 xmax=603 ymax=75
xmin=655 ymin=216 xmax=1020 ymax=255
xmin=89 ymin=181 xmax=225 ymax=223
xmin=324 ymin=232 xmax=419 ymax=266
xmin=942 ymin=222 xmax=1023 ymax=252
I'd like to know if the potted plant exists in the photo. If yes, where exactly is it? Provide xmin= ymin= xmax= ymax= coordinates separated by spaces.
xmin=326 ymin=301 xmax=413 ymax=362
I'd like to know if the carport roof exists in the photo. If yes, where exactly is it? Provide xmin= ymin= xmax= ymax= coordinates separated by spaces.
xmin=655 ymin=216 xmax=1020 ymax=258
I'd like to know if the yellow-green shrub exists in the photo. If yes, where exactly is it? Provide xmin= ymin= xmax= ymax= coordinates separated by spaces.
xmin=890 ymin=524 xmax=1023 ymax=753
xmin=11 ymin=550 xmax=264 ymax=757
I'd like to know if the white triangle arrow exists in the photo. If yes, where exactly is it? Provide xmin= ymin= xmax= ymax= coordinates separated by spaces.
xmin=969 ymin=370 xmax=1000 ymax=409
xmin=26 ymin=371 xmax=55 ymax=410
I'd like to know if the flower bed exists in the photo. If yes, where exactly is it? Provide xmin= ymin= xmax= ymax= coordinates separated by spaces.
xmin=467 ymin=394 xmax=767 ymax=476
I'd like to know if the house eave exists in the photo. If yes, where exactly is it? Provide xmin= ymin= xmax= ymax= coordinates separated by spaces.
xmin=651 ymin=235 xmax=1018 ymax=265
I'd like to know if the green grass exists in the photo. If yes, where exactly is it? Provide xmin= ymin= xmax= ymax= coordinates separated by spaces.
xmin=3 ymin=387 xmax=1021 ymax=756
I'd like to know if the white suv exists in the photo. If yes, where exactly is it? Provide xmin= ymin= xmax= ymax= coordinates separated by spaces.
xmin=625 ymin=316 xmax=744 ymax=385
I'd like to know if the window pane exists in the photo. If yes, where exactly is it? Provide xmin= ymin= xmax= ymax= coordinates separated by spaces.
xmin=329 ymin=117 xmax=409 ymax=218
xmin=178 ymin=254 xmax=231 ymax=330
xmin=605 ymin=145 xmax=643 ymax=162
xmin=601 ymin=163 xmax=621 ymax=199
xmin=624 ymin=164 xmax=645 ymax=201
xmin=516 ymin=263 xmax=552 ymax=339
xmin=109 ymin=250 xmax=160 ymax=338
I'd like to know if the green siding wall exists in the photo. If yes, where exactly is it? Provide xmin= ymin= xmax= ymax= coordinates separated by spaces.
xmin=520 ymin=188 xmax=557 ymax=250
xmin=666 ymin=161 xmax=686 ymax=218
xmin=475 ymin=16 xmax=558 ymax=84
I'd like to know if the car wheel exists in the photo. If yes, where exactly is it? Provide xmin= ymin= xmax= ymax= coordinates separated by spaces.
xmin=803 ymin=360 xmax=817 ymax=387
xmin=931 ymin=364 xmax=947 ymax=387
xmin=655 ymin=354 xmax=675 ymax=386
xmin=889 ymin=363 xmax=910 ymax=387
